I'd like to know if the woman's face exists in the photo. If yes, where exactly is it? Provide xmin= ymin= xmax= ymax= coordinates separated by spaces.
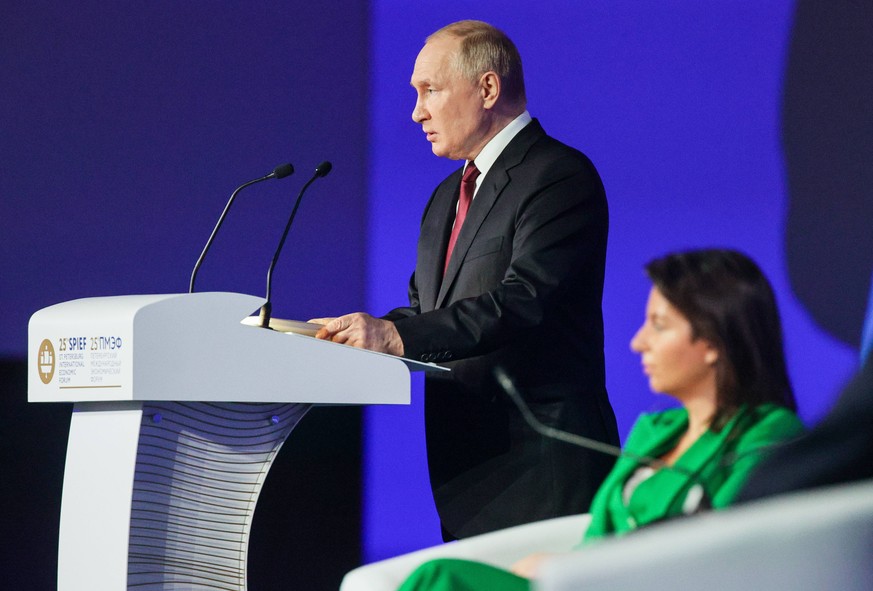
xmin=631 ymin=287 xmax=719 ymax=402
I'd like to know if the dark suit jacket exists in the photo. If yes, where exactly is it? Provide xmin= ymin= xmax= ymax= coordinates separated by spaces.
xmin=384 ymin=120 xmax=619 ymax=538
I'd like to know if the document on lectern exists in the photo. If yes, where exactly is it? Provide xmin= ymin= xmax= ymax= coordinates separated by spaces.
xmin=240 ymin=316 xmax=322 ymax=336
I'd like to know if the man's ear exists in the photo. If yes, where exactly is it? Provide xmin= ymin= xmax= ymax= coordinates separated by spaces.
xmin=480 ymin=71 xmax=500 ymax=109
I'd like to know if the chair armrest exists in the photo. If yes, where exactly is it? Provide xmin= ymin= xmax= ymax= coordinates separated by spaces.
xmin=341 ymin=513 xmax=590 ymax=591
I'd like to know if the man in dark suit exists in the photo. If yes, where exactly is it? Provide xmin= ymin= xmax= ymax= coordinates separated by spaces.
xmin=313 ymin=20 xmax=618 ymax=540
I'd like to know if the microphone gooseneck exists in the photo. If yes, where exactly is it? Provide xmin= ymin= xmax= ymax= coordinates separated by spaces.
xmin=494 ymin=367 xmax=645 ymax=463
xmin=493 ymin=366 xmax=712 ymax=516
xmin=189 ymin=162 xmax=294 ymax=293
xmin=259 ymin=161 xmax=333 ymax=328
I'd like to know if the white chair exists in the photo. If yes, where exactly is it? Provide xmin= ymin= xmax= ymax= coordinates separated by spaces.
xmin=536 ymin=479 xmax=873 ymax=591
xmin=340 ymin=514 xmax=590 ymax=591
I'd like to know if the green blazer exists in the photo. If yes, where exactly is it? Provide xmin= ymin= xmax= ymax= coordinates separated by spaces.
xmin=397 ymin=404 xmax=805 ymax=591
xmin=583 ymin=403 xmax=804 ymax=541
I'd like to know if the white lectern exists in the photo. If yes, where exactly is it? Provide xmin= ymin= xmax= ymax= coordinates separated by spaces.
xmin=28 ymin=292 xmax=442 ymax=591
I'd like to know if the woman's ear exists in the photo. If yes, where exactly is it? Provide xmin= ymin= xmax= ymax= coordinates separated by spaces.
xmin=480 ymin=71 xmax=500 ymax=108
xmin=704 ymin=345 xmax=719 ymax=366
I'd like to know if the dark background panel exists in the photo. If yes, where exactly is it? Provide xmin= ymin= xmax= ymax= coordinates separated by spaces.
xmin=247 ymin=405 xmax=362 ymax=590
xmin=0 ymin=361 xmax=69 ymax=591
xmin=783 ymin=0 xmax=873 ymax=347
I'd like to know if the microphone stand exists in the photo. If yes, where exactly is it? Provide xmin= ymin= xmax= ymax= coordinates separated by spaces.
xmin=259 ymin=161 xmax=332 ymax=328
xmin=189 ymin=163 xmax=294 ymax=293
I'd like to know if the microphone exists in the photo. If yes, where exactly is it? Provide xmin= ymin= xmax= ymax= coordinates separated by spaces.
xmin=493 ymin=366 xmax=711 ymax=516
xmin=189 ymin=162 xmax=295 ymax=293
xmin=258 ymin=161 xmax=333 ymax=328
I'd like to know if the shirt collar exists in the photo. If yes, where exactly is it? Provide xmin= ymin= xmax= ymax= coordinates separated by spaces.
xmin=465 ymin=110 xmax=532 ymax=192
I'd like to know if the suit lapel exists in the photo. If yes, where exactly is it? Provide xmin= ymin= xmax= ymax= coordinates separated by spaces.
xmin=418 ymin=169 xmax=462 ymax=311
xmin=435 ymin=119 xmax=546 ymax=308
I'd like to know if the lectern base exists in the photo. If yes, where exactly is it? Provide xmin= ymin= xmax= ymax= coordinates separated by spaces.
xmin=59 ymin=401 xmax=310 ymax=591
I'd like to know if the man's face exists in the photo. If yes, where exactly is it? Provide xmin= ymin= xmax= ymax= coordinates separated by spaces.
xmin=410 ymin=36 xmax=489 ymax=161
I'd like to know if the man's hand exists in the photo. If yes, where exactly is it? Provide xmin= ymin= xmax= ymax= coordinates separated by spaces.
xmin=309 ymin=313 xmax=404 ymax=356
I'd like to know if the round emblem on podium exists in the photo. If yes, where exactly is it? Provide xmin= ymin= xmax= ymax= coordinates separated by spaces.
xmin=38 ymin=339 xmax=56 ymax=384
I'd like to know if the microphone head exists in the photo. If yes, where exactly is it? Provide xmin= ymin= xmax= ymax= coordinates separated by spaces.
xmin=272 ymin=163 xmax=294 ymax=179
xmin=315 ymin=161 xmax=333 ymax=178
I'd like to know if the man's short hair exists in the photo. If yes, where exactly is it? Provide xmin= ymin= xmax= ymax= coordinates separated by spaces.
xmin=427 ymin=20 xmax=527 ymax=108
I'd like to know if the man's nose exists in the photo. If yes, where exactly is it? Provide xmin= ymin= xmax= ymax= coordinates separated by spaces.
xmin=412 ymin=100 xmax=428 ymax=123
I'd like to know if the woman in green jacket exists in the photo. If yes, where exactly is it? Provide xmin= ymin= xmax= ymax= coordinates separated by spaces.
xmin=398 ymin=248 xmax=804 ymax=591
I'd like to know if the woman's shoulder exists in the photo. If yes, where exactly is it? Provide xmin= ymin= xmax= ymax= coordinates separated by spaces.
xmin=733 ymin=403 xmax=805 ymax=449
xmin=745 ymin=403 xmax=803 ymax=429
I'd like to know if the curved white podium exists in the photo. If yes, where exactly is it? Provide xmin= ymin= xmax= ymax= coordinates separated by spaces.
xmin=28 ymin=292 xmax=441 ymax=591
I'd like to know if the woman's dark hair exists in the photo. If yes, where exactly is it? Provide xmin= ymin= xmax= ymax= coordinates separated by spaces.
xmin=645 ymin=248 xmax=796 ymax=429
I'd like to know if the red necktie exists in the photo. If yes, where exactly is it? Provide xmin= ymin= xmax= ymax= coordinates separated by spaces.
xmin=444 ymin=162 xmax=480 ymax=274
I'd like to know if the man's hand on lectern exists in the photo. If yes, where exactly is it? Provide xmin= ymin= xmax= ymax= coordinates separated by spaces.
xmin=309 ymin=313 xmax=404 ymax=357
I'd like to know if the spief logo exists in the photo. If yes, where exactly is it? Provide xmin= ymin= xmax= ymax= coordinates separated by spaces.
xmin=38 ymin=339 xmax=55 ymax=384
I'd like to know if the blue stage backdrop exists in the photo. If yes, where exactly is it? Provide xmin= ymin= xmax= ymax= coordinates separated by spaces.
xmin=364 ymin=0 xmax=866 ymax=560
xmin=1 ymin=1 xmax=370 ymax=346
xmin=2 ymin=0 xmax=869 ymax=576
xmin=1 ymin=4 xmax=372 ymax=586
